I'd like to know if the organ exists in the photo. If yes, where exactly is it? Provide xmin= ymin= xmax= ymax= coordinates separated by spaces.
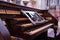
xmin=0 ymin=1 xmax=58 ymax=40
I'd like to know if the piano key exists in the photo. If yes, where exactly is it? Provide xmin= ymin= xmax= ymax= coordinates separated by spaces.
xmin=20 ymin=23 xmax=34 ymax=28
xmin=6 ymin=10 xmax=20 ymax=14
xmin=38 ymin=13 xmax=43 ymax=16
xmin=0 ymin=9 xmax=6 ymax=14
xmin=24 ymin=23 xmax=53 ymax=35
xmin=46 ymin=17 xmax=52 ymax=20
xmin=13 ymin=18 xmax=29 ymax=21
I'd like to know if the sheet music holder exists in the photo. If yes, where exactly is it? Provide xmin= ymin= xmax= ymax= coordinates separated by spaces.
xmin=21 ymin=10 xmax=46 ymax=25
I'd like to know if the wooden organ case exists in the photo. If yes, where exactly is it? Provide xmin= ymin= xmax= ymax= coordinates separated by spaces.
xmin=0 ymin=1 xmax=57 ymax=40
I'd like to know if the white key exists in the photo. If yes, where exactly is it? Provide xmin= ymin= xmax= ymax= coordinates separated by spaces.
xmin=24 ymin=23 xmax=53 ymax=35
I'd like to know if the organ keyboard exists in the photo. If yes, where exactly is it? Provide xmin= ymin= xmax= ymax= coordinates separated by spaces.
xmin=24 ymin=23 xmax=53 ymax=35
xmin=0 ymin=1 xmax=58 ymax=40
xmin=10 ymin=11 xmax=55 ymax=40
